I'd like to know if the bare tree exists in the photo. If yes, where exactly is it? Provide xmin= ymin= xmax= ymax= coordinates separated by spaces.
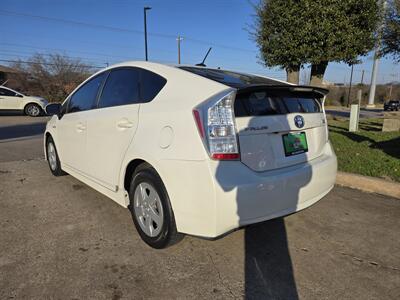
xmin=10 ymin=53 xmax=93 ymax=102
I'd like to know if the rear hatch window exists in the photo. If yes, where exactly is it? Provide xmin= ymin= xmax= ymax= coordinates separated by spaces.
xmin=235 ymin=90 xmax=321 ymax=117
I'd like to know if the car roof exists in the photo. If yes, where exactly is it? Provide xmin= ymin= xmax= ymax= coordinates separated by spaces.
xmin=0 ymin=85 xmax=13 ymax=91
xmin=0 ymin=85 xmax=20 ymax=94
xmin=176 ymin=65 xmax=291 ymax=88
xmin=102 ymin=61 xmax=291 ymax=88
xmin=97 ymin=61 xmax=328 ymax=96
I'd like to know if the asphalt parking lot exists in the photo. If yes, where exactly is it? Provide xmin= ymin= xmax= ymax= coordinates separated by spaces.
xmin=0 ymin=116 xmax=399 ymax=299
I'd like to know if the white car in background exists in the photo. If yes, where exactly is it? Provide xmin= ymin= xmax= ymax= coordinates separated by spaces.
xmin=0 ymin=86 xmax=48 ymax=117
xmin=44 ymin=61 xmax=337 ymax=249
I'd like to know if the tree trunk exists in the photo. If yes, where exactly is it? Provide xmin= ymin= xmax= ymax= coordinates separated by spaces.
xmin=286 ymin=66 xmax=300 ymax=84
xmin=310 ymin=61 xmax=328 ymax=86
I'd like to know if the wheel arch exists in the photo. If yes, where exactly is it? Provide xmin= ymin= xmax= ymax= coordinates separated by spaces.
xmin=23 ymin=102 xmax=42 ymax=114
xmin=123 ymin=158 xmax=170 ymax=207
xmin=123 ymin=159 xmax=149 ymax=193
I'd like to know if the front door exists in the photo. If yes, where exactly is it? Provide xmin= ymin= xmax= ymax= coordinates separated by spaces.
xmin=57 ymin=72 xmax=107 ymax=173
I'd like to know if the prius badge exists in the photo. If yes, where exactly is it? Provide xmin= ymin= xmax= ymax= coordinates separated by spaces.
xmin=294 ymin=115 xmax=305 ymax=128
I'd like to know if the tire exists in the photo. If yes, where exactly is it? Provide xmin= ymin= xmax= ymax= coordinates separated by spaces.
xmin=24 ymin=103 xmax=41 ymax=117
xmin=128 ymin=164 xmax=183 ymax=249
xmin=46 ymin=136 xmax=67 ymax=176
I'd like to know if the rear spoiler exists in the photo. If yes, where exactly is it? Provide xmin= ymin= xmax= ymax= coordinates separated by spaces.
xmin=236 ymin=85 xmax=329 ymax=98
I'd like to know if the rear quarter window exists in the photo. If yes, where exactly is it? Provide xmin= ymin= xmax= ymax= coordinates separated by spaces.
xmin=140 ymin=69 xmax=167 ymax=102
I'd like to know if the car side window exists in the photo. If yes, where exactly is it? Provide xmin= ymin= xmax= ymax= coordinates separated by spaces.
xmin=140 ymin=69 xmax=167 ymax=102
xmin=68 ymin=72 xmax=107 ymax=113
xmin=0 ymin=88 xmax=18 ymax=97
xmin=98 ymin=68 xmax=140 ymax=108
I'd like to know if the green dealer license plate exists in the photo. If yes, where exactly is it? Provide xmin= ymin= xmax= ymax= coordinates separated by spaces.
xmin=282 ymin=132 xmax=308 ymax=157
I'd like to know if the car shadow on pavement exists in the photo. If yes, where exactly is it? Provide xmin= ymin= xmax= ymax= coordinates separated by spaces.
xmin=244 ymin=219 xmax=298 ymax=299
xmin=0 ymin=123 xmax=46 ymax=140
xmin=215 ymin=115 xmax=313 ymax=298
xmin=0 ymin=111 xmax=25 ymax=116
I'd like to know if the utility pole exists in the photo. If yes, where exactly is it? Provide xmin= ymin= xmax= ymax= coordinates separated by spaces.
xmin=368 ymin=52 xmax=380 ymax=107
xmin=346 ymin=64 xmax=354 ymax=107
xmin=177 ymin=36 xmax=183 ymax=64
xmin=360 ymin=69 xmax=365 ymax=106
xmin=388 ymin=73 xmax=397 ymax=100
xmin=361 ymin=70 xmax=365 ymax=85
xmin=367 ymin=0 xmax=387 ymax=108
xmin=144 ymin=7 xmax=152 ymax=61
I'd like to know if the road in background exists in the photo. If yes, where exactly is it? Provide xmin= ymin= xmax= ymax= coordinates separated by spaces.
xmin=0 ymin=115 xmax=399 ymax=299
xmin=0 ymin=115 xmax=48 ymax=162
xmin=326 ymin=107 xmax=384 ymax=119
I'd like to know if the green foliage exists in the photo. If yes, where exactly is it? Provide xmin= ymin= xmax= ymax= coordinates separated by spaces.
xmin=382 ymin=0 xmax=400 ymax=62
xmin=329 ymin=118 xmax=400 ymax=182
xmin=253 ymin=0 xmax=380 ymax=69
xmin=254 ymin=0 xmax=306 ymax=70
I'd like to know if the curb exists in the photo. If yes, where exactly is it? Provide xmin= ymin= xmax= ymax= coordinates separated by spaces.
xmin=336 ymin=171 xmax=400 ymax=199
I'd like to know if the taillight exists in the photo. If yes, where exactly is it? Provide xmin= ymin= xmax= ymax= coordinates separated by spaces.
xmin=193 ymin=90 xmax=240 ymax=160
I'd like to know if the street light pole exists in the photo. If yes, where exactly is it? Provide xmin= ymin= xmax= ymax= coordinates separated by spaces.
xmin=177 ymin=36 xmax=183 ymax=64
xmin=367 ymin=0 xmax=387 ymax=108
xmin=346 ymin=64 xmax=354 ymax=107
xmin=144 ymin=7 xmax=151 ymax=61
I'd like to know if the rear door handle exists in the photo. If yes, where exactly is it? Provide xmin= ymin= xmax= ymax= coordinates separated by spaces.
xmin=117 ymin=119 xmax=134 ymax=129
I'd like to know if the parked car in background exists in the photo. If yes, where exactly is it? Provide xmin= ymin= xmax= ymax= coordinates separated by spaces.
xmin=0 ymin=86 xmax=48 ymax=116
xmin=384 ymin=100 xmax=400 ymax=111
xmin=44 ymin=61 xmax=337 ymax=249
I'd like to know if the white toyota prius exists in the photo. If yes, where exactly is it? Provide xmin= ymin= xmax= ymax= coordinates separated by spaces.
xmin=44 ymin=61 xmax=337 ymax=248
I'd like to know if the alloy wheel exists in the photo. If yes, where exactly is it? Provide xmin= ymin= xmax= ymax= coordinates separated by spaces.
xmin=133 ymin=182 xmax=164 ymax=237
xmin=47 ymin=142 xmax=57 ymax=171
xmin=27 ymin=105 xmax=40 ymax=117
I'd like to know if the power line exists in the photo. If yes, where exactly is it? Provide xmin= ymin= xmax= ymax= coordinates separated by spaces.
xmin=184 ymin=37 xmax=255 ymax=53
xmin=0 ymin=59 xmax=103 ymax=69
xmin=0 ymin=9 xmax=256 ymax=53
xmin=0 ymin=30 xmax=181 ymax=57
xmin=0 ymin=42 xmax=271 ymax=74
xmin=0 ymin=9 xmax=173 ymax=38
xmin=0 ymin=49 xmax=107 ymax=64
xmin=1 ymin=42 xmax=137 ymax=60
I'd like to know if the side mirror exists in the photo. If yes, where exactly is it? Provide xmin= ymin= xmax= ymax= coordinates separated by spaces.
xmin=45 ymin=103 xmax=61 ymax=117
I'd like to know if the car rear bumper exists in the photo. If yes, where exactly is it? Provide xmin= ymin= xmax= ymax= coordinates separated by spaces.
xmin=161 ymin=142 xmax=337 ymax=238
xmin=208 ymin=141 xmax=337 ymax=237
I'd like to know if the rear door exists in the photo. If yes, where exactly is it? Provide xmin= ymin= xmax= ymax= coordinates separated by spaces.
xmin=234 ymin=87 xmax=328 ymax=172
